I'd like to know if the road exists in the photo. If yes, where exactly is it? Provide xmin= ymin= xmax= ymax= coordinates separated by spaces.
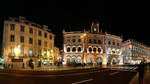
xmin=0 ymin=66 xmax=138 ymax=84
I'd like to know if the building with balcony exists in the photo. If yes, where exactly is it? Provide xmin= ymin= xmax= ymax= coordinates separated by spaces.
xmin=63 ymin=22 xmax=122 ymax=66
xmin=122 ymin=39 xmax=150 ymax=64
xmin=2 ymin=16 xmax=55 ymax=68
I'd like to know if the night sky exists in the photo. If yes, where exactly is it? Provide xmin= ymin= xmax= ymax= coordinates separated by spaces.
xmin=0 ymin=0 xmax=146 ymax=49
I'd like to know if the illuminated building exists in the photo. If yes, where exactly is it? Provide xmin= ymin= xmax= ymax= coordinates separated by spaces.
xmin=122 ymin=39 xmax=150 ymax=64
xmin=63 ymin=22 xmax=122 ymax=65
xmin=2 ymin=16 xmax=55 ymax=68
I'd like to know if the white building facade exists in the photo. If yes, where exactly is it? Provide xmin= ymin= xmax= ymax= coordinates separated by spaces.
xmin=63 ymin=22 xmax=122 ymax=65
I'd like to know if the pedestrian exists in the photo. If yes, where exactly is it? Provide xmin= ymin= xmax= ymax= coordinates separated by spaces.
xmin=22 ymin=63 xmax=24 ymax=68
xmin=138 ymin=61 xmax=145 ymax=84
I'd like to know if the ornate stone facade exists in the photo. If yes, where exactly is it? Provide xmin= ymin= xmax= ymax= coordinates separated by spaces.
xmin=63 ymin=22 xmax=122 ymax=65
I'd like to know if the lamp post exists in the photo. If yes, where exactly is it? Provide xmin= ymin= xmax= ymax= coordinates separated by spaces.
xmin=80 ymin=33 xmax=86 ymax=64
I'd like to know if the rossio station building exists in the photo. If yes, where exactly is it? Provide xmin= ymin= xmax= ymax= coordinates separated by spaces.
xmin=2 ymin=16 xmax=56 ymax=68
xmin=63 ymin=22 xmax=123 ymax=66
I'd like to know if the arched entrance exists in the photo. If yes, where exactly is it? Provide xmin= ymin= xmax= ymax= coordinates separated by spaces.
xmin=76 ymin=56 xmax=82 ymax=64
xmin=97 ymin=57 xmax=102 ymax=65
xmin=87 ymin=56 xmax=94 ymax=65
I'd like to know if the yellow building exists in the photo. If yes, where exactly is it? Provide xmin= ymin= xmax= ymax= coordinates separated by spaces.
xmin=2 ymin=16 xmax=55 ymax=68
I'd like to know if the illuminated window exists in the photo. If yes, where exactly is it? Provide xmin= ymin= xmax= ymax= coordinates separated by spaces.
xmin=94 ymin=28 xmax=96 ymax=31
xmin=10 ymin=24 xmax=15 ymax=30
xmin=10 ymin=35 xmax=15 ymax=42
xmin=29 ymin=49 xmax=33 ymax=56
xmin=20 ymin=36 xmax=24 ymax=43
xmin=29 ymin=28 xmax=33 ymax=34
xmin=20 ymin=25 xmax=24 ymax=32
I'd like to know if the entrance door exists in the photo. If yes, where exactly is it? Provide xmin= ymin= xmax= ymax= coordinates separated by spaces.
xmin=97 ymin=57 xmax=102 ymax=65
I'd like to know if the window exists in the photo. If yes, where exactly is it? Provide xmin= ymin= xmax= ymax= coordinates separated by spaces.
xmin=44 ymin=49 xmax=47 ymax=56
xmin=72 ymin=47 xmax=76 ymax=52
xmin=72 ymin=39 xmax=76 ymax=43
xmin=20 ymin=25 xmax=24 ymax=32
xmin=10 ymin=24 xmax=15 ymax=30
xmin=117 ymin=43 xmax=120 ymax=46
xmin=38 ymin=30 xmax=42 ymax=36
xmin=113 ymin=42 xmax=115 ymax=45
xmin=29 ymin=38 xmax=33 ymax=44
xmin=94 ymin=39 xmax=96 ymax=43
xmin=10 ymin=35 xmax=15 ymax=42
xmin=98 ymin=48 xmax=101 ymax=53
xmin=78 ymin=39 xmax=81 ymax=42
xmin=38 ymin=40 xmax=42 ymax=46
xmin=67 ymin=47 xmax=70 ymax=52
xmin=93 ymin=48 xmax=96 ymax=52
xmin=29 ymin=28 xmax=33 ymax=34
xmin=38 ymin=49 xmax=42 ymax=56
xmin=78 ymin=47 xmax=81 ymax=52
xmin=108 ymin=41 xmax=111 ymax=45
xmin=89 ymin=47 xmax=92 ymax=52
xmin=44 ymin=41 xmax=47 ymax=47
xmin=20 ymin=36 xmax=24 ymax=43
xmin=10 ymin=46 xmax=14 ymax=54
xmin=98 ymin=40 xmax=101 ymax=44
xmin=49 ymin=35 xmax=52 ymax=40
xmin=44 ymin=32 xmax=47 ymax=38
xmin=21 ymin=47 xmax=24 ymax=55
xmin=29 ymin=49 xmax=33 ymax=56
xmin=89 ymin=39 xmax=92 ymax=43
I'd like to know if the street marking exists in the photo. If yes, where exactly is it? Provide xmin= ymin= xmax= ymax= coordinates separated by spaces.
xmin=71 ymin=79 xmax=93 ymax=84
xmin=109 ymin=72 xmax=119 ymax=76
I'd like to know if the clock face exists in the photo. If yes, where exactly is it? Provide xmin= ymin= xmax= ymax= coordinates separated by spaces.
xmin=94 ymin=28 xmax=97 ymax=31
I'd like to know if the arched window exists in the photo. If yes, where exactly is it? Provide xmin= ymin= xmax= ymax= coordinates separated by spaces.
xmin=89 ymin=47 xmax=92 ymax=52
xmin=67 ymin=47 xmax=70 ymax=52
xmin=108 ymin=41 xmax=111 ymax=45
xmin=72 ymin=47 xmax=76 ymax=52
xmin=78 ymin=47 xmax=81 ymax=52
xmin=93 ymin=48 xmax=96 ymax=52
xmin=98 ymin=48 xmax=101 ymax=53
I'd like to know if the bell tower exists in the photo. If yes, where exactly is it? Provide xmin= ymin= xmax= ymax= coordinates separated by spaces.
xmin=91 ymin=22 xmax=100 ymax=34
